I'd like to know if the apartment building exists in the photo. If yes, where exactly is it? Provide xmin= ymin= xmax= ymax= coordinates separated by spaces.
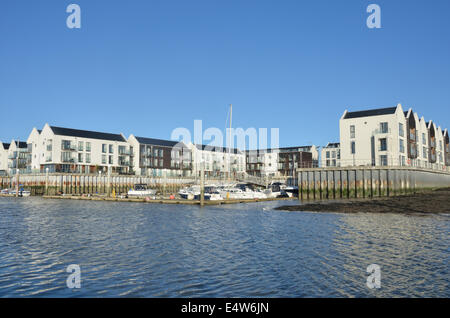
xmin=188 ymin=144 xmax=245 ymax=178
xmin=128 ymin=135 xmax=192 ymax=177
xmin=6 ymin=140 xmax=31 ymax=175
xmin=0 ymin=142 xmax=10 ymax=175
xmin=246 ymin=147 xmax=314 ymax=177
xmin=321 ymin=143 xmax=340 ymax=167
xmin=340 ymin=104 xmax=448 ymax=170
xmin=27 ymin=124 xmax=132 ymax=174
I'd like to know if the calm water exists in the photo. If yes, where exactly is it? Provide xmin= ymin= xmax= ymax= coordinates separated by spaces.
xmin=0 ymin=197 xmax=448 ymax=297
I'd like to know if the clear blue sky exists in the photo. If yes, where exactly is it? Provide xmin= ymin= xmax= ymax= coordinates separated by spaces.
xmin=1 ymin=0 xmax=449 ymax=148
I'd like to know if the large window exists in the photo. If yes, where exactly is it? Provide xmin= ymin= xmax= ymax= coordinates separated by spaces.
xmin=86 ymin=153 xmax=91 ymax=163
xmin=78 ymin=153 xmax=83 ymax=163
xmin=399 ymin=139 xmax=405 ymax=153
xmin=78 ymin=141 xmax=84 ymax=151
xmin=351 ymin=141 xmax=356 ymax=154
xmin=102 ymin=155 xmax=106 ymax=164
xmin=109 ymin=145 xmax=114 ymax=154
xmin=423 ymin=147 xmax=427 ymax=159
xmin=422 ymin=133 xmax=426 ymax=145
xmin=380 ymin=122 xmax=389 ymax=134
xmin=86 ymin=142 xmax=91 ymax=152
xmin=380 ymin=155 xmax=388 ymax=166
xmin=379 ymin=138 xmax=387 ymax=151
xmin=102 ymin=144 xmax=107 ymax=153
xmin=399 ymin=123 xmax=404 ymax=137
xmin=350 ymin=125 xmax=355 ymax=138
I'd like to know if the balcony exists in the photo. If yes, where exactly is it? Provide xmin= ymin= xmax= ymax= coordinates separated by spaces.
xmin=61 ymin=144 xmax=77 ymax=151
xmin=119 ymin=148 xmax=131 ymax=155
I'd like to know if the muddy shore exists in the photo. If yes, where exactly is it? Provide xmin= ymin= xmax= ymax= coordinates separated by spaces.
xmin=276 ymin=188 xmax=450 ymax=214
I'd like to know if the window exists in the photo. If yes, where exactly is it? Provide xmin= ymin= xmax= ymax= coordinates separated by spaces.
xmin=331 ymin=151 xmax=336 ymax=159
xmin=380 ymin=122 xmax=388 ymax=134
xmin=102 ymin=144 xmax=107 ymax=153
xmin=326 ymin=151 xmax=330 ymax=159
xmin=379 ymin=138 xmax=387 ymax=151
xmin=102 ymin=155 xmax=106 ymax=164
xmin=439 ymin=153 xmax=443 ymax=163
xmin=380 ymin=155 xmax=388 ymax=166
xmin=422 ymin=133 xmax=426 ymax=145
xmin=78 ymin=141 xmax=84 ymax=151
xmin=351 ymin=141 xmax=355 ymax=154
xmin=86 ymin=153 xmax=91 ymax=163
xmin=399 ymin=139 xmax=405 ymax=153
xmin=109 ymin=155 xmax=113 ymax=164
xmin=332 ymin=159 xmax=336 ymax=167
xmin=423 ymin=147 xmax=427 ymax=159
xmin=62 ymin=140 xmax=73 ymax=150
xmin=86 ymin=142 xmax=91 ymax=152
xmin=439 ymin=141 xmax=443 ymax=151
xmin=350 ymin=125 xmax=355 ymax=138
xmin=399 ymin=123 xmax=404 ymax=137
xmin=109 ymin=145 xmax=113 ymax=154
xmin=159 ymin=149 xmax=163 ymax=157
xmin=154 ymin=149 xmax=158 ymax=156
xmin=78 ymin=153 xmax=83 ymax=163
xmin=47 ymin=140 xmax=52 ymax=151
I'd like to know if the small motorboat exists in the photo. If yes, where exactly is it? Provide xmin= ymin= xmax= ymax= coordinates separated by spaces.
xmin=127 ymin=184 xmax=156 ymax=197
xmin=10 ymin=189 xmax=31 ymax=197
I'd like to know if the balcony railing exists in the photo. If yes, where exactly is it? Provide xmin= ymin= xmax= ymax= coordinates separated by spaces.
xmin=61 ymin=144 xmax=77 ymax=151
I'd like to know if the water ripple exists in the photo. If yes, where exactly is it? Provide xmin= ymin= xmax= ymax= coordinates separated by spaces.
xmin=0 ymin=197 xmax=448 ymax=297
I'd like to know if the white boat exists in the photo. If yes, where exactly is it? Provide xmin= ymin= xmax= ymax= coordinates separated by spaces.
xmin=127 ymin=184 xmax=156 ymax=197
xmin=10 ymin=189 xmax=31 ymax=197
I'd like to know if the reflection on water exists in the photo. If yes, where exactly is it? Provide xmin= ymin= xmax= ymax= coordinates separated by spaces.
xmin=0 ymin=197 xmax=448 ymax=297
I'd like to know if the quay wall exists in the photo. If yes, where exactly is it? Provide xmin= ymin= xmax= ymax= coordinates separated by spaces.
xmin=297 ymin=166 xmax=450 ymax=200
xmin=0 ymin=174 xmax=205 ymax=196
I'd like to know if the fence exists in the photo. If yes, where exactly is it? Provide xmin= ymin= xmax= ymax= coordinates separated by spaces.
xmin=297 ymin=166 xmax=450 ymax=201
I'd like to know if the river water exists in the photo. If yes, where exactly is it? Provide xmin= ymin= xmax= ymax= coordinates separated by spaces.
xmin=0 ymin=197 xmax=448 ymax=297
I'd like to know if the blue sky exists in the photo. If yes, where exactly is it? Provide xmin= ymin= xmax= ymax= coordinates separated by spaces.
xmin=1 ymin=0 xmax=449 ymax=148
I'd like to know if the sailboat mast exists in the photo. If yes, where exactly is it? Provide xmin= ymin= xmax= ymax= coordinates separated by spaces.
xmin=229 ymin=104 xmax=232 ymax=181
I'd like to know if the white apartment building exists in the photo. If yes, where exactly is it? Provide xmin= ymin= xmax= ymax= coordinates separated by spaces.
xmin=321 ymin=143 xmax=340 ymax=167
xmin=0 ymin=142 xmax=11 ymax=175
xmin=340 ymin=104 xmax=448 ymax=170
xmin=128 ymin=135 xmax=192 ymax=177
xmin=188 ymin=143 xmax=246 ymax=178
xmin=6 ymin=140 xmax=31 ymax=175
xmin=27 ymin=124 xmax=132 ymax=174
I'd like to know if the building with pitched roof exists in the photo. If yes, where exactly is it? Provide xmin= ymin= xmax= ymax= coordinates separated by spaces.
xmin=339 ymin=104 xmax=448 ymax=170
xmin=128 ymin=135 xmax=192 ymax=177
xmin=27 ymin=123 xmax=132 ymax=174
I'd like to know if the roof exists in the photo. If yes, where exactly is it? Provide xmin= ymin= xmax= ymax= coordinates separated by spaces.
xmin=324 ymin=142 xmax=340 ymax=148
xmin=13 ymin=141 xmax=28 ymax=148
xmin=2 ymin=143 xmax=10 ymax=150
xmin=50 ymin=126 xmax=126 ymax=142
xmin=195 ymin=144 xmax=242 ymax=154
xmin=343 ymin=107 xmax=397 ymax=119
xmin=135 ymin=136 xmax=185 ymax=148
xmin=246 ymin=146 xmax=315 ymax=154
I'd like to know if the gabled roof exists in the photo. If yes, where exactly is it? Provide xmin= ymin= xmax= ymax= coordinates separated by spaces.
xmin=2 ymin=143 xmax=10 ymax=150
xmin=135 ymin=136 xmax=185 ymax=148
xmin=13 ymin=141 xmax=28 ymax=148
xmin=195 ymin=144 xmax=242 ymax=154
xmin=49 ymin=126 xmax=126 ymax=142
xmin=324 ymin=142 xmax=340 ymax=148
xmin=343 ymin=107 xmax=397 ymax=119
